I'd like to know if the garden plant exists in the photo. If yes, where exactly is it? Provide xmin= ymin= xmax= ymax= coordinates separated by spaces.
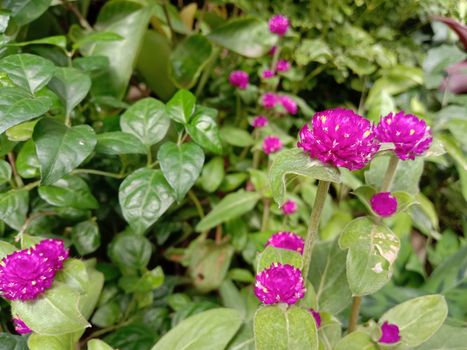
xmin=0 ymin=1 xmax=466 ymax=349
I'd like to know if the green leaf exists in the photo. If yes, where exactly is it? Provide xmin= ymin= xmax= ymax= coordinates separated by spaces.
xmin=0 ymin=189 xmax=29 ymax=230
xmin=0 ymin=87 xmax=51 ymax=134
xmin=56 ymin=259 xmax=89 ymax=294
xmin=220 ymin=126 xmax=254 ymax=147
xmin=166 ymin=89 xmax=196 ymax=124
xmin=12 ymin=284 xmax=90 ymax=336
xmin=269 ymin=148 xmax=341 ymax=206
xmin=109 ymin=232 xmax=152 ymax=273
xmin=80 ymin=266 xmax=104 ymax=319
xmin=6 ymin=120 xmax=38 ymax=142
xmin=249 ymin=169 xmax=271 ymax=198
xmin=254 ymin=305 xmax=319 ymax=350
xmin=0 ymin=333 xmax=29 ymax=350
xmin=28 ymin=333 xmax=81 ymax=350
xmin=16 ymin=140 xmax=40 ymax=179
xmin=338 ymin=217 xmax=400 ymax=296
xmin=415 ymin=324 xmax=467 ymax=350
xmin=352 ymin=185 xmax=417 ymax=215
xmin=151 ymin=308 xmax=242 ymax=350
xmin=169 ymin=34 xmax=213 ymax=89
xmin=120 ymin=97 xmax=170 ymax=146
xmin=119 ymin=168 xmax=175 ymax=234
xmin=72 ymin=220 xmax=100 ymax=255
xmin=199 ymin=156 xmax=224 ymax=193
xmin=0 ymin=241 xmax=16 ymax=260
xmin=38 ymin=175 xmax=98 ymax=210
xmin=73 ymin=31 xmax=123 ymax=50
xmin=0 ymin=54 xmax=55 ymax=94
xmin=33 ymin=117 xmax=97 ymax=185
xmin=256 ymin=245 xmax=303 ymax=272
xmin=334 ymin=332 xmax=377 ymax=350
xmin=186 ymin=106 xmax=223 ymax=154
xmin=48 ymin=67 xmax=91 ymax=116
xmin=2 ymin=0 xmax=52 ymax=26
xmin=309 ymin=240 xmax=352 ymax=315
xmin=0 ymin=160 xmax=11 ymax=185
xmin=88 ymin=339 xmax=114 ymax=350
xmin=158 ymin=141 xmax=204 ymax=200
xmin=196 ymin=190 xmax=261 ymax=232
xmin=88 ymin=1 xmax=152 ymax=98
xmin=381 ymin=295 xmax=448 ymax=347
xmin=7 ymin=36 xmax=67 ymax=49
xmin=208 ymin=17 xmax=277 ymax=58
xmin=96 ymin=131 xmax=147 ymax=155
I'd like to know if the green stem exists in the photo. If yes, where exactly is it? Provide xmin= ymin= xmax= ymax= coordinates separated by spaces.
xmin=380 ymin=155 xmax=399 ymax=192
xmin=195 ymin=48 xmax=220 ymax=97
xmin=235 ymin=93 xmax=242 ymax=125
xmin=162 ymin=0 xmax=175 ymax=44
xmin=7 ymin=152 xmax=23 ymax=187
xmin=23 ymin=180 xmax=40 ymax=191
xmin=348 ymin=296 xmax=362 ymax=333
xmin=302 ymin=180 xmax=331 ymax=279
xmin=188 ymin=190 xmax=204 ymax=218
xmin=270 ymin=44 xmax=282 ymax=71
xmin=72 ymin=168 xmax=125 ymax=179
xmin=261 ymin=198 xmax=271 ymax=232
xmin=146 ymin=146 xmax=153 ymax=167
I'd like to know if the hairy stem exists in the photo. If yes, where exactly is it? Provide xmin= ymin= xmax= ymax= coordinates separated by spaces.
xmin=302 ymin=180 xmax=330 ymax=279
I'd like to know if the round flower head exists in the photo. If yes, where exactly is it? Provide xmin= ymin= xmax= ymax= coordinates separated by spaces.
xmin=33 ymin=239 xmax=69 ymax=271
xmin=13 ymin=317 xmax=32 ymax=334
xmin=266 ymin=232 xmax=304 ymax=254
xmin=0 ymin=249 xmax=56 ymax=301
xmin=263 ymin=136 xmax=282 ymax=155
xmin=261 ymin=92 xmax=278 ymax=109
xmin=298 ymin=108 xmax=380 ymax=170
xmin=379 ymin=321 xmax=401 ymax=344
xmin=254 ymin=263 xmax=306 ymax=305
xmin=229 ymin=70 xmax=249 ymax=89
xmin=252 ymin=115 xmax=268 ymax=128
xmin=281 ymin=200 xmax=298 ymax=215
xmin=269 ymin=15 xmax=289 ymax=36
xmin=262 ymin=69 xmax=275 ymax=79
xmin=279 ymin=96 xmax=298 ymax=115
xmin=375 ymin=112 xmax=432 ymax=160
xmin=370 ymin=192 xmax=398 ymax=217
xmin=276 ymin=59 xmax=290 ymax=72
xmin=309 ymin=309 xmax=322 ymax=328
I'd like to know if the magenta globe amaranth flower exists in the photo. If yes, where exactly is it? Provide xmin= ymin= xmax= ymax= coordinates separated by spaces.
xmin=276 ymin=59 xmax=290 ymax=72
xmin=254 ymin=263 xmax=306 ymax=305
xmin=281 ymin=200 xmax=298 ymax=216
xmin=298 ymin=108 xmax=380 ymax=170
xmin=262 ymin=69 xmax=275 ymax=79
xmin=13 ymin=318 xmax=32 ymax=334
xmin=371 ymin=192 xmax=398 ymax=217
xmin=263 ymin=136 xmax=282 ymax=154
xmin=0 ymin=249 xmax=56 ymax=301
xmin=279 ymin=96 xmax=298 ymax=115
xmin=269 ymin=15 xmax=289 ymax=36
xmin=252 ymin=116 xmax=268 ymax=128
xmin=266 ymin=232 xmax=304 ymax=254
xmin=229 ymin=70 xmax=249 ymax=89
xmin=261 ymin=92 xmax=278 ymax=109
xmin=309 ymin=309 xmax=322 ymax=328
xmin=379 ymin=321 xmax=401 ymax=344
xmin=375 ymin=112 xmax=432 ymax=160
xmin=33 ymin=239 xmax=69 ymax=271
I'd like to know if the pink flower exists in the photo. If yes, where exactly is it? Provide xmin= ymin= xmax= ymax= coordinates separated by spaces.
xmin=254 ymin=263 xmax=306 ymax=305
xmin=370 ymin=192 xmax=398 ymax=217
xmin=229 ymin=70 xmax=249 ymax=89
xmin=276 ymin=59 xmax=290 ymax=72
xmin=262 ymin=69 xmax=275 ymax=79
xmin=375 ymin=112 xmax=432 ymax=160
xmin=263 ymin=136 xmax=282 ymax=154
xmin=379 ymin=321 xmax=401 ymax=344
xmin=298 ymin=108 xmax=380 ymax=170
xmin=281 ymin=200 xmax=297 ymax=215
xmin=33 ymin=239 xmax=69 ymax=271
xmin=309 ymin=309 xmax=321 ymax=328
xmin=269 ymin=46 xmax=277 ymax=56
xmin=265 ymin=232 xmax=304 ymax=254
xmin=279 ymin=96 xmax=298 ymax=115
xmin=252 ymin=116 xmax=268 ymax=128
xmin=261 ymin=92 xmax=278 ymax=109
xmin=13 ymin=318 xmax=32 ymax=334
xmin=269 ymin=15 xmax=290 ymax=36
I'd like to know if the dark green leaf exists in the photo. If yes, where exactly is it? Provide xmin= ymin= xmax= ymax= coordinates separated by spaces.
xmin=7 ymin=36 xmax=67 ymax=49
xmin=158 ymin=141 xmax=204 ymax=200
xmin=109 ymin=232 xmax=152 ymax=272
xmin=2 ymin=0 xmax=52 ymax=26
xmin=96 ymin=131 xmax=147 ymax=155
xmin=0 ymin=189 xmax=28 ymax=230
xmin=0 ymin=159 xmax=12 ymax=185
xmin=72 ymin=220 xmax=101 ymax=255
xmin=166 ymin=89 xmax=196 ymax=124
xmin=119 ymin=168 xmax=175 ymax=234
xmin=16 ymin=140 xmax=40 ymax=179
xmin=0 ymin=333 xmax=29 ymax=350
xmin=33 ymin=117 xmax=97 ymax=185
xmin=186 ymin=106 xmax=223 ymax=154
xmin=73 ymin=31 xmax=123 ymax=50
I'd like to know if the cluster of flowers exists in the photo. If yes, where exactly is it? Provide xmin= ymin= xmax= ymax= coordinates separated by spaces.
xmin=0 ymin=239 xmax=69 ymax=334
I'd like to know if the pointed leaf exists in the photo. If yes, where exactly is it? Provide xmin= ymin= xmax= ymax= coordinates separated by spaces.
xmin=0 ymin=160 xmax=12 ymax=185
xmin=0 ymin=189 xmax=28 ymax=230
xmin=166 ymin=89 xmax=196 ymax=123
xmin=96 ymin=131 xmax=147 ymax=155
xmin=186 ymin=106 xmax=223 ymax=154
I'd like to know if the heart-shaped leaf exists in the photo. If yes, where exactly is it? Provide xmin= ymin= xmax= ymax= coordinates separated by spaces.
xmin=157 ymin=141 xmax=204 ymax=200
xmin=186 ymin=106 xmax=223 ymax=154
xmin=96 ymin=131 xmax=147 ymax=155
xmin=71 ymin=220 xmax=101 ymax=256
xmin=166 ymin=89 xmax=196 ymax=124
xmin=119 ymin=168 xmax=176 ymax=234
xmin=33 ymin=117 xmax=97 ymax=185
